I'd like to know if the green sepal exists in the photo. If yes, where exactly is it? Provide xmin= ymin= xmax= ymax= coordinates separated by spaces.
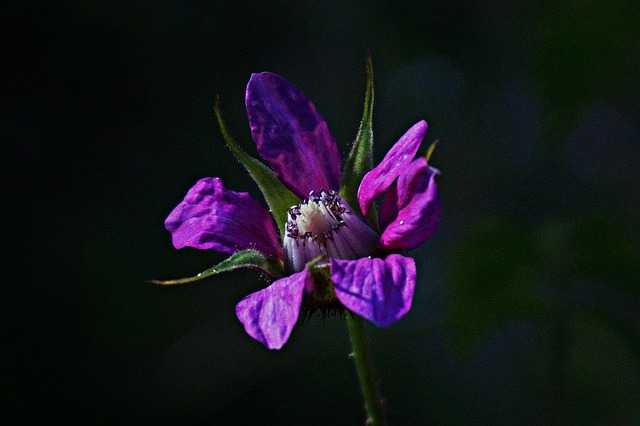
xmin=149 ymin=249 xmax=285 ymax=286
xmin=214 ymin=97 xmax=299 ymax=238
xmin=340 ymin=53 xmax=378 ymax=229
xmin=425 ymin=139 xmax=438 ymax=163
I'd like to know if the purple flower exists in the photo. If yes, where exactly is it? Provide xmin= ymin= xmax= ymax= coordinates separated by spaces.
xmin=165 ymin=72 xmax=440 ymax=349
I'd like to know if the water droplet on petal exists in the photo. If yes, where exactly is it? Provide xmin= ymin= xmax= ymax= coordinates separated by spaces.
xmin=399 ymin=220 xmax=404 ymax=225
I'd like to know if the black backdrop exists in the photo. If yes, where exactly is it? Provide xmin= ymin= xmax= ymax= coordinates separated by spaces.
xmin=5 ymin=1 xmax=640 ymax=424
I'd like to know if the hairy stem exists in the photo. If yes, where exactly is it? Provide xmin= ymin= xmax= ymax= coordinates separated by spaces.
xmin=346 ymin=313 xmax=386 ymax=425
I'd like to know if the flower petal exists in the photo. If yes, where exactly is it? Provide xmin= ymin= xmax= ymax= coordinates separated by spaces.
xmin=235 ymin=269 xmax=309 ymax=349
xmin=165 ymin=177 xmax=283 ymax=259
xmin=377 ymin=182 xmax=398 ymax=232
xmin=331 ymin=255 xmax=416 ymax=327
xmin=357 ymin=120 xmax=428 ymax=216
xmin=379 ymin=158 xmax=441 ymax=251
xmin=246 ymin=72 xmax=341 ymax=198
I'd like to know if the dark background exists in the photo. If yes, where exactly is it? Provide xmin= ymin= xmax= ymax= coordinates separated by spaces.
xmin=5 ymin=1 xmax=640 ymax=424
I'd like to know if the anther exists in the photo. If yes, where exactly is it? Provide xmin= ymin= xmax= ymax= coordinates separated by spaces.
xmin=282 ymin=190 xmax=379 ymax=273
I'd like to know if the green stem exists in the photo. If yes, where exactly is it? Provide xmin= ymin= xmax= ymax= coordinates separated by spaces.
xmin=346 ymin=313 xmax=386 ymax=426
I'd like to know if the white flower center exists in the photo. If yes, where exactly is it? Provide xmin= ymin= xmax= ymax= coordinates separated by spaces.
xmin=296 ymin=200 xmax=338 ymax=236
xmin=283 ymin=190 xmax=378 ymax=272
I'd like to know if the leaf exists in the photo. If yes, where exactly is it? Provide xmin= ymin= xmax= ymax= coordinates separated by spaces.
xmin=215 ymin=97 xmax=300 ymax=238
xmin=340 ymin=53 xmax=376 ymax=227
xmin=149 ymin=249 xmax=285 ymax=286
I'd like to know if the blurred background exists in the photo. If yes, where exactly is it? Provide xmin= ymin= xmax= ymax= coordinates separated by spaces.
xmin=5 ymin=0 xmax=640 ymax=424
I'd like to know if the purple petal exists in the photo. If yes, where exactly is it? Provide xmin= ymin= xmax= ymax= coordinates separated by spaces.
xmin=358 ymin=120 xmax=428 ymax=216
xmin=235 ymin=269 xmax=309 ymax=349
xmin=165 ymin=177 xmax=283 ymax=259
xmin=246 ymin=72 xmax=341 ymax=198
xmin=377 ymin=182 xmax=398 ymax=232
xmin=331 ymin=255 xmax=416 ymax=327
xmin=379 ymin=158 xmax=441 ymax=251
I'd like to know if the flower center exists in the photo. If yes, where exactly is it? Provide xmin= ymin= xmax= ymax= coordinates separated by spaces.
xmin=286 ymin=190 xmax=345 ymax=245
xmin=283 ymin=190 xmax=378 ymax=273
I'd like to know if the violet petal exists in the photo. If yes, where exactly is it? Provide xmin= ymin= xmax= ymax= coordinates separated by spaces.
xmin=331 ymin=255 xmax=416 ymax=327
xmin=358 ymin=120 xmax=428 ymax=216
xmin=246 ymin=72 xmax=341 ymax=198
xmin=235 ymin=269 xmax=309 ymax=349
xmin=165 ymin=177 xmax=283 ymax=259
xmin=377 ymin=181 xmax=398 ymax=232
xmin=379 ymin=158 xmax=441 ymax=251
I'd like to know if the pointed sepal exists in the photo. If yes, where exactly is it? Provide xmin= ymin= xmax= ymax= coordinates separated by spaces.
xmin=425 ymin=139 xmax=438 ymax=163
xmin=340 ymin=53 xmax=375 ymax=226
xmin=148 ymin=249 xmax=285 ymax=286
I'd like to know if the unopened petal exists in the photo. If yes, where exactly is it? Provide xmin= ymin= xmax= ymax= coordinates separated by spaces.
xmin=331 ymin=255 xmax=416 ymax=327
xmin=235 ymin=269 xmax=309 ymax=349
xmin=358 ymin=120 xmax=428 ymax=216
xmin=165 ymin=177 xmax=283 ymax=259
xmin=246 ymin=72 xmax=341 ymax=198
xmin=379 ymin=158 xmax=440 ymax=251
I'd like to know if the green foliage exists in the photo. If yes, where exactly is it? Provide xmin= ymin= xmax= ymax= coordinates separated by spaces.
xmin=533 ymin=1 xmax=640 ymax=134
xmin=149 ymin=249 xmax=284 ymax=285
xmin=340 ymin=53 xmax=377 ymax=229
xmin=446 ymin=219 xmax=547 ymax=351
xmin=566 ymin=314 xmax=640 ymax=423
xmin=447 ymin=215 xmax=640 ymax=356
xmin=570 ymin=217 xmax=640 ymax=294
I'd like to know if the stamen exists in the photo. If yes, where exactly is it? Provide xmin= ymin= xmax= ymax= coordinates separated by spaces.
xmin=283 ymin=190 xmax=378 ymax=273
